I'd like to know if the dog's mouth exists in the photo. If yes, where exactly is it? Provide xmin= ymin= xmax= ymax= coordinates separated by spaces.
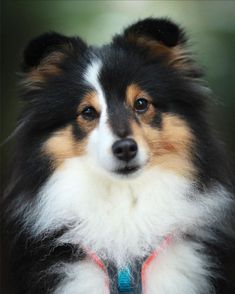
xmin=114 ymin=165 xmax=140 ymax=175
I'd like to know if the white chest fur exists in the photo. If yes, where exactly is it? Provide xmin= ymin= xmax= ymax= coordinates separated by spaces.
xmin=26 ymin=157 xmax=229 ymax=267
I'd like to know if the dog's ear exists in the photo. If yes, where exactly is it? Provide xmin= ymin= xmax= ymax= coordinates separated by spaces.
xmin=114 ymin=18 xmax=200 ymax=77
xmin=117 ymin=18 xmax=186 ymax=48
xmin=21 ymin=32 xmax=87 ymax=89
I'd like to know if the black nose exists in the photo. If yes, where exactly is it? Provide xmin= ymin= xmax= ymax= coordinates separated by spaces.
xmin=112 ymin=138 xmax=138 ymax=162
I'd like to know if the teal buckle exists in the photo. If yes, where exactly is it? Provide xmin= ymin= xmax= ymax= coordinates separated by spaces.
xmin=117 ymin=266 xmax=132 ymax=292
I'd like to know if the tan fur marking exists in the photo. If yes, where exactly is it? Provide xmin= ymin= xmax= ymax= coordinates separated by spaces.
xmin=133 ymin=36 xmax=172 ymax=57
xmin=77 ymin=91 xmax=100 ymax=132
xmin=167 ymin=46 xmax=194 ymax=71
xmin=77 ymin=91 xmax=101 ymax=114
xmin=127 ymin=34 xmax=192 ymax=71
xmin=132 ymin=114 xmax=195 ymax=178
xmin=43 ymin=126 xmax=87 ymax=168
xmin=126 ymin=84 xmax=152 ymax=105
xmin=126 ymin=84 xmax=142 ymax=106
xmin=23 ymin=51 xmax=66 ymax=89
xmin=126 ymin=84 xmax=155 ymax=123
xmin=44 ymin=92 xmax=100 ymax=168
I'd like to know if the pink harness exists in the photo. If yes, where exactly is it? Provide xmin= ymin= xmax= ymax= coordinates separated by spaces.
xmin=87 ymin=235 xmax=172 ymax=294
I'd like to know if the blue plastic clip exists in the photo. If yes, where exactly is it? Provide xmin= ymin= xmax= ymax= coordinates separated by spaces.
xmin=117 ymin=266 xmax=132 ymax=292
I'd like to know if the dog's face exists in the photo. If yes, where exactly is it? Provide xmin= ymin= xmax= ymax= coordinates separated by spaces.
xmin=19 ymin=19 xmax=204 ymax=181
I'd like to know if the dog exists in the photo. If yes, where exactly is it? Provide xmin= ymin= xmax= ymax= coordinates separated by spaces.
xmin=2 ymin=18 xmax=234 ymax=294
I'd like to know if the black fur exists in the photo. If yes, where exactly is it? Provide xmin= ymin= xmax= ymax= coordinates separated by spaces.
xmin=115 ymin=18 xmax=186 ymax=47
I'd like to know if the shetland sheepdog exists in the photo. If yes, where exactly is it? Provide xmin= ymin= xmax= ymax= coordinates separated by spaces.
xmin=2 ymin=18 xmax=234 ymax=294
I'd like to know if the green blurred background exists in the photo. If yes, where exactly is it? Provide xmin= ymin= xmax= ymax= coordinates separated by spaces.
xmin=1 ymin=0 xmax=235 ymax=185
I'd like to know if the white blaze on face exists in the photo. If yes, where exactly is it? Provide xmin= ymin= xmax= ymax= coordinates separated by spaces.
xmin=84 ymin=59 xmax=117 ymax=172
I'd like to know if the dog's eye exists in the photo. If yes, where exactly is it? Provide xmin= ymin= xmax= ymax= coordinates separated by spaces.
xmin=134 ymin=98 xmax=149 ymax=113
xmin=81 ymin=106 xmax=98 ymax=120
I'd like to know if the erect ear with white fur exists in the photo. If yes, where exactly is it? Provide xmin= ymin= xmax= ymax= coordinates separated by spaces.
xmin=114 ymin=18 xmax=201 ymax=77
xmin=21 ymin=32 xmax=87 ymax=89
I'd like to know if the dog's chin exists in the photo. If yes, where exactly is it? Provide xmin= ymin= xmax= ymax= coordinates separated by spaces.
xmin=111 ymin=164 xmax=143 ymax=179
xmin=96 ymin=157 xmax=149 ymax=180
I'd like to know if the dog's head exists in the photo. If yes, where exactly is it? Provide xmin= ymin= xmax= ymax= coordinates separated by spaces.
xmin=18 ymin=18 xmax=206 ymax=181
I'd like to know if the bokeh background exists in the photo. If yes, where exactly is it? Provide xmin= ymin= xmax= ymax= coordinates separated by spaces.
xmin=1 ymin=0 xmax=235 ymax=286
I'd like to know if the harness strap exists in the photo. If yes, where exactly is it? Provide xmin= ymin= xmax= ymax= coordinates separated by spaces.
xmin=88 ymin=235 xmax=172 ymax=294
xmin=141 ymin=235 xmax=172 ymax=293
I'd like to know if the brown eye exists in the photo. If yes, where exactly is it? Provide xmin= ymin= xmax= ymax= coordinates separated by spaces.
xmin=81 ymin=106 xmax=98 ymax=120
xmin=134 ymin=98 xmax=149 ymax=113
